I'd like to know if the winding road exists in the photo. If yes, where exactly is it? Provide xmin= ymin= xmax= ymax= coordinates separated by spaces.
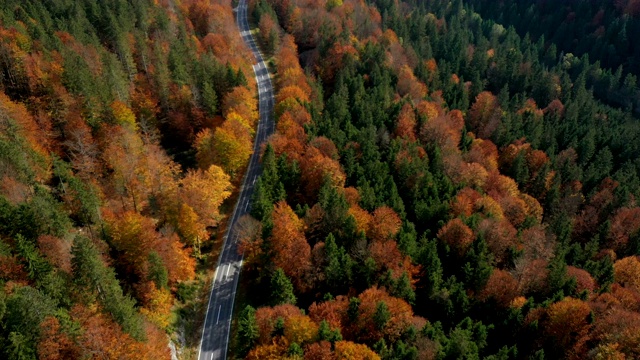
xmin=197 ymin=0 xmax=275 ymax=359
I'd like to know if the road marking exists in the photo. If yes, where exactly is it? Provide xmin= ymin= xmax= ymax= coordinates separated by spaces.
xmin=216 ymin=305 xmax=222 ymax=324
xmin=244 ymin=201 xmax=249 ymax=211
xmin=226 ymin=264 xmax=231 ymax=278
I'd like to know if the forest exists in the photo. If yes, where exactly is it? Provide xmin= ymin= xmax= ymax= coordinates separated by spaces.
xmin=1 ymin=0 xmax=640 ymax=359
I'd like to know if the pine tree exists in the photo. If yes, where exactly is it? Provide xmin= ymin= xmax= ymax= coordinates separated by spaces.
xmin=270 ymin=268 xmax=296 ymax=305
xmin=237 ymin=305 xmax=259 ymax=356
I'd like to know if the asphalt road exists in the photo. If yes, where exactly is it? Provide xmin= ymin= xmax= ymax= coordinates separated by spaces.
xmin=197 ymin=1 xmax=275 ymax=359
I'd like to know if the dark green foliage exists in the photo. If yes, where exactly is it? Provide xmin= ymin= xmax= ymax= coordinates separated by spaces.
xmin=317 ymin=320 xmax=342 ymax=343
xmin=324 ymin=233 xmax=354 ymax=291
xmin=1 ymin=286 xmax=56 ymax=360
xmin=270 ymin=268 xmax=296 ymax=306
xmin=147 ymin=252 xmax=168 ymax=290
xmin=287 ymin=342 xmax=303 ymax=356
xmin=374 ymin=301 xmax=391 ymax=331
xmin=14 ymin=234 xmax=51 ymax=281
xmin=71 ymin=236 xmax=145 ymax=341
xmin=237 ymin=305 xmax=259 ymax=357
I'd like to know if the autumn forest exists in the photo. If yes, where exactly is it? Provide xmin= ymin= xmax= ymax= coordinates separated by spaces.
xmin=1 ymin=0 xmax=640 ymax=359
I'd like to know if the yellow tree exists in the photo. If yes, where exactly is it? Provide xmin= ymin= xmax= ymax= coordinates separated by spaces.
xmin=212 ymin=117 xmax=253 ymax=176
xmin=176 ymin=165 xmax=232 ymax=254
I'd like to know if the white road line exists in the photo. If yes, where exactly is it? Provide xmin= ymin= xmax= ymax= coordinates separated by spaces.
xmin=216 ymin=305 xmax=222 ymax=324
xmin=226 ymin=264 xmax=231 ymax=278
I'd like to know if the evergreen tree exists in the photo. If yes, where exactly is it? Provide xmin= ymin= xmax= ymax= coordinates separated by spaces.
xmin=270 ymin=268 xmax=296 ymax=305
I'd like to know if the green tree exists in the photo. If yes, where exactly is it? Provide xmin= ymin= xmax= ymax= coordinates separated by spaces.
xmin=270 ymin=268 xmax=296 ymax=305
xmin=237 ymin=305 xmax=259 ymax=356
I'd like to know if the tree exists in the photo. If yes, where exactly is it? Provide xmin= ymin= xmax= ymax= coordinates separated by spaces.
xmin=70 ymin=236 xmax=145 ymax=341
xmin=238 ymin=306 xmax=259 ymax=357
xmin=334 ymin=341 xmax=381 ymax=360
xmin=304 ymin=341 xmax=333 ymax=360
xmin=179 ymin=165 xmax=232 ymax=229
xmin=437 ymin=218 xmax=475 ymax=256
xmin=269 ymin=200 xmax=311 ymax=289
xmin=469 ymin=91 xmax=501 ymax=139
xmin=614 ymin=256 xmax=640 ymax=292
xmin=368 ymin=206 xmax=402 ymax=242
xmin=270 ymin=268 xmax=297 ymax=305
xmin=477 ymin=269 xmax=519 ymax=307
xmin=544 ymin=297 xmax=591 ymax=357
xmin=211 ymin=117 xmax=253 ymax=176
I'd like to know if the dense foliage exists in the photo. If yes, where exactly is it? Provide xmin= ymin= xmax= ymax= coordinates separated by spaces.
xmin=237 ymin=0 xmax=640 ymax=359
xmin=2 ymin=0 xmax=640 ymax=359
xmin=0 ymin=0 xmax=257 ymax=358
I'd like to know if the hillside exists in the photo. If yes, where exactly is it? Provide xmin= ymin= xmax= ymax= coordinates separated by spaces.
xmin=0 ymin=0 xmax=257 ymax=358
xmin=2 ymin=0 xmax=640 ymax=360
xmin=234 ymin=0 xmax=640 ymax=359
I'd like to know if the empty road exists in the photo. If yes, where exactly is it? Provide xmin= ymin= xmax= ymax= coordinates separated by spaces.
xmin=197 ymin=0 xmax=275 ymax=359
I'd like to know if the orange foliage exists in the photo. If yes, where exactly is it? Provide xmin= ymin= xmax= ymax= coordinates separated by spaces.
xmin=310 ymin=136 xmax=339 ymax=160
xmin=354 ymin=287 xmax=413 ymax=342
xmin=609 ymin=207 xmax=640 ymax=252
xmin=483 ymin=171 xmax=519 ymax=200
xmin=513 ymin=258 xmax=549 ymax=295
xmin=397 ymin=65 xmax=427 ymax=102
xmin=614 ymin=256 xmax=640 ymax=292
xmin=157 ymin=232 xmax=196 ymax=285
xmin=499 ymin=195 xmax=529 ymax=227
xmin=610 ymin=284 xmax=640 ymax=312
xmin=517 ymin=98 xmax=543 ymax=118
xmin=0 ymin=175 xmax=30 ymax=204
xmin=465 ymin=138 xmax=499 ymax=172
xmin=567 ymin=266 xmax=596 ymax=295
xmin=180 ymin=164 xmax=233 ymax=228
xmin=38 ymin=316 xmax=77 ymax=360
xmin=140 ymin=284 xmax=173 ymax=329
xmin=451 ymin=187 xmax=482 ymax=217
xmin=106 ymin=211 xmax=161 ymax=277
xmin=37 ymin=235 xmax=72 ymax=273
xmin=591 ymin=307 xmax=640 ymax=358
xmin=368 ymin=206 xmax=401 ymax=242
xmin=300 ymin=146 xmax=346 ymax=200
xmin=415 ymin=100 xmax=441 ymax=121
xmin=334 ymin=341 xmax=381 ymax=360
xmin=284 ymin=314 xmax=319 ymax=344
xmin=71 ymin=305 xmax=165 ymax=359
xmin=0 ymin=254 xmax=28 ymax=283
xmin=223 ymin=86 xmax=258 ymax=125
xmin=276 ymin=85 xmax=311 ymax=105
xmin=473 ymin=195 xmax=505 ymax=220
xmin=545 ymin=297 xmax=592 ymax=356
xmin=369 ymin=240 xmax=418 ymax=283
xmin=478 ymin=269 xmax=519 ymax=307
xmin=0 ymin=91 xmax=50 ymax=178
xmin=245 ymin=341 xmax=286 ymax=360
xmin=349 ymin=205 xmax=372 ymax=234
xmin=421 ymin=114 xmax=462 ymax=152
xmin=469 ymin=91 xmax=501 ymax=139
xmin=304 ymin=341 xmax=334 ymax=360
xmin=270 ymin=201 xmax=312 ymax=290
xmin=437 ymin=218 xmax=474 ymax=256
xmin=255 ymin=304 xmax=302 ymax=344
xmin=308 ymin=296 xmax=349 ymax=332
xmin=394 ymin=103 xmax=417 ymax=141
xmin=477 ymin=219 xmax=517 ymax=264
xmin=321 ymin=42 xmax=359 ymax=84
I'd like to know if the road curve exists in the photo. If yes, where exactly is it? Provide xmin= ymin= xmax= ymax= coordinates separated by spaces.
xmin=197 ymin=0 xmax=275 ymax=359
